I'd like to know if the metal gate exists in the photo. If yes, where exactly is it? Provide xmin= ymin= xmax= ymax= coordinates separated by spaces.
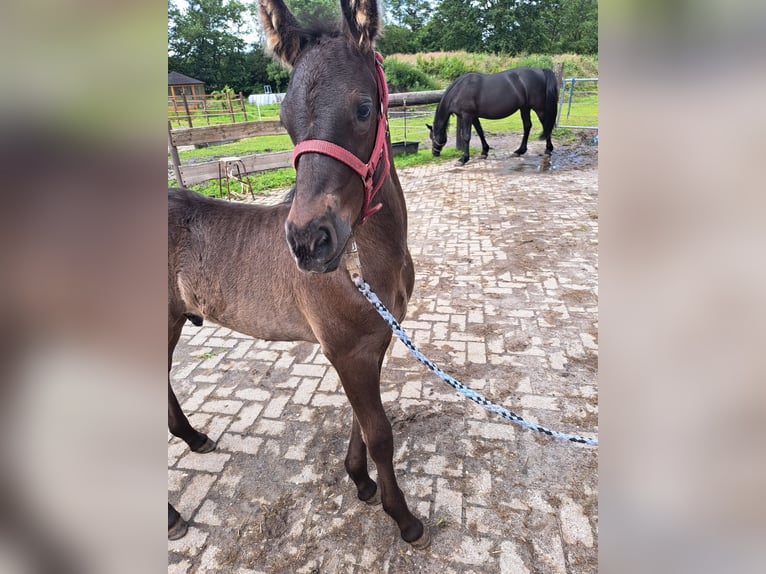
xmin=556 ymin=77 xmax=598 ymax=131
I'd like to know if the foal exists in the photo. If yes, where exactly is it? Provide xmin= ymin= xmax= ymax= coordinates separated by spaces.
xmin=168 ymin=0 xmax=428 ymax=547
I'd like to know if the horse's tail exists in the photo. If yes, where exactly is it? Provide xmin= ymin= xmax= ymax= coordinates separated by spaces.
xmin=540 ymin=68 xmax=559 ymax=139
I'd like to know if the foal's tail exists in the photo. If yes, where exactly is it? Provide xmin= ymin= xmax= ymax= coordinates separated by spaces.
xmin=541 ymin=68 xmax=559 ymax=139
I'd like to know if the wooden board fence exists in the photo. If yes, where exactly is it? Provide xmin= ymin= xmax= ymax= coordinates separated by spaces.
xmin=168 ymin=90 xmax=447 ymax=187
xmin=179 ymin=151 xmax=293 ymax=186
xmin=169 ymin=120 xmax=286 ymax=147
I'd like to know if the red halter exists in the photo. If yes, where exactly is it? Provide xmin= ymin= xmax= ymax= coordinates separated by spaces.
xmin=291 ymin=51 xmax=390 ymax=225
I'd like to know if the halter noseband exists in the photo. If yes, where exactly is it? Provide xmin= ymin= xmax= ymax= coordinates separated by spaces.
xmin=291 ymin=51 xmax=390 ymax=225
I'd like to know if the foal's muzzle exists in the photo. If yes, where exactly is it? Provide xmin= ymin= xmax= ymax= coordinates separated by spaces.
xmin=285 ymin=217 xmax=346 ymax=273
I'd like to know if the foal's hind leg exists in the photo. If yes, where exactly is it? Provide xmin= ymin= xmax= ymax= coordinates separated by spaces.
xmin=168 ymin=315 xmax=216 ymax=453
xmin=168 ymin=381 xmax=216 ymax=453
xmin=514 ymin=108 xmax=533 ymax=156
xmin=167 ymin=316 xmax=215 ymax=538
xmin=472 ymin=118 xmax=491 ymax=159
xmin=334 ymin=354 xmax=427 ymax=546
xmin=345 ymin=414 xmax=380 ymax=505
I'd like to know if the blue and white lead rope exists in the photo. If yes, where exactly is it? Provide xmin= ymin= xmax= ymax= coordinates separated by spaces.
xmin=353 ymin=276 xmax=599 ymax=447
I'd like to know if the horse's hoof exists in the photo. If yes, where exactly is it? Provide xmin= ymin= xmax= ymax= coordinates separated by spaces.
xmin=168 ymin=516 xmax=188 ymax=540
xmin=407 ymin=525 xmax=431 ymax=549
xmin=455 ymin=160 xmax=467 ymax=167
xmin=192 ymin=435 xmax=216 ymax=454
xmin=362 ymin=489 xmax=382 ymax=506
xmin=479 ymin=154 xmax=488 ymax=160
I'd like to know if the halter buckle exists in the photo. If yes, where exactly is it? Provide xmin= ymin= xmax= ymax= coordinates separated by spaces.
xmin=344 ymin=238 xmax=362 ymax=280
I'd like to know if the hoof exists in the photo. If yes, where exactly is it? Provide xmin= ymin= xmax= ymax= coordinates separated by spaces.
xmin=168 ymin=516 xmax=188 ymax=540
xmin=407 ymin=525 xmax=431 ymax=549
xmin=192 ymin=435 xmax=216 ymax=454
xmin=362 ymin=490 xmax=381 ymax=506
xmin=455 ymin=160 xmax=467 ymax=167
xmin=479 ymin=154 xmax=488 ymax=160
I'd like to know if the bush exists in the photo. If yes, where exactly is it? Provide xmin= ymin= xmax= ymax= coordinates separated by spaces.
xmin=383 ymin=58 xmax=439 ymax=93
xmin=516 ymin=54 xmax=555 ymax=70
xmin=416 ymin=55 xmax=469 ymax=81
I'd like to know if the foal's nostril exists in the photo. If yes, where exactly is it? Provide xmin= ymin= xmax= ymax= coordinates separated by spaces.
xmin=285 ymin=220 xmax=338 ymax=270
xmin=311 ymin=226 xmax=332 ymax=254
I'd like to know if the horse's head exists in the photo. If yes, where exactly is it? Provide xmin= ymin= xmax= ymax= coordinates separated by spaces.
xmin=426 ymin=123 xmax=446 ymax=157
xmin=258 ymin=0 xmax=386 ymax=273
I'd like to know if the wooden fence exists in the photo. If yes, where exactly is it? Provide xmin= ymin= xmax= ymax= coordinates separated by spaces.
xmin=167 ymin=90 xmax=446 ymax=188
xmin=167 ymin=120 xmax=289 ymax=186
xmin=168 ymin=91 xmax=251 ymax=128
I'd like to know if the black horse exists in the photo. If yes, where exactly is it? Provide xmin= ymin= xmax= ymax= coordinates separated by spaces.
xmin=427 ymin=67 xmax=559 ymax=165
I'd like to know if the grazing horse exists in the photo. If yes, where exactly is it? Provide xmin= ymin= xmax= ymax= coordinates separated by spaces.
xmin=427 ymin=67 xmax=559 ymax=165
xmin=167 ymin=0 xmax=428 ymax=548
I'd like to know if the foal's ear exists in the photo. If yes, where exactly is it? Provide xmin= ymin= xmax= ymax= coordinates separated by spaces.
xmin=258 ymin=0 xmax=304 ymax=68
xmin=340 ymin=0 xmax=380 ymax=51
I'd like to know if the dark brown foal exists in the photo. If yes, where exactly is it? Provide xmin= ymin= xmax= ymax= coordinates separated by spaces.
xmin=167 ymin=0 xmax=427 ymax=547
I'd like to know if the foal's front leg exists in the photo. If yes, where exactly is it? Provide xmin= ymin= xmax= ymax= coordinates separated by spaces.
xmin=333 ymin=354 xmax=428 ymax=546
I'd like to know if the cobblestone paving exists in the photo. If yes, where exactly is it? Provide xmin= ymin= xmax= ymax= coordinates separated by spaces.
xmin=169 ymin=136 xmax=598 ymax=573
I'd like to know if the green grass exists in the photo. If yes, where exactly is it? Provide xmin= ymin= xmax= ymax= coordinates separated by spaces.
xmin=177 ymin=133 xmax=293 ymax=162
xmin=178 ymin=170 xmax=296 ymax=198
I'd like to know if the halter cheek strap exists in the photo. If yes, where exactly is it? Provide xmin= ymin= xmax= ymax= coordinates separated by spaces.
xmin=292 ymin=52 xmax=390 ymax=225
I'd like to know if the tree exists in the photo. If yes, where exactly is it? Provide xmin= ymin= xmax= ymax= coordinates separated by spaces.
xmin=556 ymin=0 xmax=598 ymax=54
xmin=283 ymin=0 xmax=338 ymax=22
xmin=377 ymin=24 xmax=419 ymax=55
xmin=265 ymin=60 xmax=291 ymax=93
xmin=418 ymin=0 xmax=484 ymax=52
xmin=384 ymin=0 xmax=431 ymax=32
xmin=478 ymin=0 xmax=597 ymax=55
xmin=168 ymin=0 xmax=253 ymax=92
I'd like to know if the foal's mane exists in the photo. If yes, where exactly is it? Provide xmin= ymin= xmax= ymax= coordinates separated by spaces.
xmin=281 ymin=185 xmax=296 ymax=205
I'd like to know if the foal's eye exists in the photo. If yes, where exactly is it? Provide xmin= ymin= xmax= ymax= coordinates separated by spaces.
xmin=357 ymin=102 xmax=372 ymax=121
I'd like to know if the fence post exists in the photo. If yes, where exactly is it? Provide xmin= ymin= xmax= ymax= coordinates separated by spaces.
xmin=181 ymin=91 xmax=193 ymax=128
xmin=168 ymin=121 xmax=184 ymax=187
xmin=555 ymin=63 xmax=565 ymax=128
xmin=203 ymin=94 xmax=210 ymax=126
xmin=170 ymin=95 xmax=181 ymax=128
xmin=226 ymin=91 xmax=236 ymax=123
xmin=240 ymin=92 xmax=248 ymax=122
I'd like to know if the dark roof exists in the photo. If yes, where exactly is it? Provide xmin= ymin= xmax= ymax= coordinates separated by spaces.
xmin=168 ymin=71 xmax=205 ymax=85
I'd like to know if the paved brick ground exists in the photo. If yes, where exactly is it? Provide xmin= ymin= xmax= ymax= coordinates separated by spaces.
xmin=169 ymin=136 xmax=598 ymax=573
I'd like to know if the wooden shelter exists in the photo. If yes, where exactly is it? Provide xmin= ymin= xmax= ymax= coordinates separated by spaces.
xmin=168 ymin=72 xmax=205 ymax=109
